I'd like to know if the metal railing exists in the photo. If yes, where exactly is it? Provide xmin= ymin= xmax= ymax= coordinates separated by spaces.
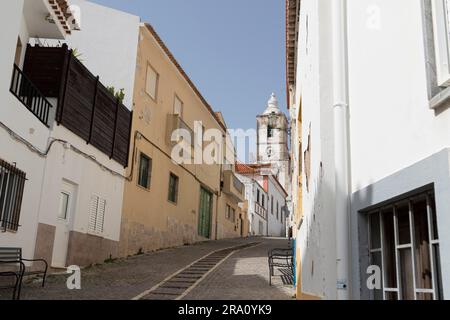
xmin=255 ymin=202 xmax=267 ymax=219
xmin=10 ymin=64 xmax=53 ymax=127
xmin=0 ymin=159 xmax=26 ymax=232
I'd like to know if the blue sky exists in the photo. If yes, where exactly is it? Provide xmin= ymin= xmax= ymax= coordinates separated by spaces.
xmin=91 ymin=0 xmax=287 ymax=134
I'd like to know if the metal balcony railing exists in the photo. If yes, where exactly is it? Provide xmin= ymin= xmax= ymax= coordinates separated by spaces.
xmin=255 ymin=202 xmax=267 ymax=219
xmin=10 ymin=64 xmax=53 ymax=127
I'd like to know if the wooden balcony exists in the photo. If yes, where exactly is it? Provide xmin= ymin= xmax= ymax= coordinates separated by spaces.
xmin=22 ymin=44 xmax=132 ymax=167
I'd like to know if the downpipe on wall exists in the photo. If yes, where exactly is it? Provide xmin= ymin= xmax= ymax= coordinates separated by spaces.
xmin=332 ymin=0 xmax=352 ymax=300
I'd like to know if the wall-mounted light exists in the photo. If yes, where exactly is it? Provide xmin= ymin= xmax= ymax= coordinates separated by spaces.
xmin=45 ymin=14 xmax=56 ymax=24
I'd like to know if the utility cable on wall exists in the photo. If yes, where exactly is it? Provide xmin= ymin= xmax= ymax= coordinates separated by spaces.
xmin=1 ymin=119 xmax=223 ymax=194
xmin=0 ymin=120 xmax=130 ymax=180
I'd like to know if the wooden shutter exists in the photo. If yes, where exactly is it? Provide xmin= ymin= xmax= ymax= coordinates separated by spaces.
xmin=96 ymin=198 xmax=106 ymax=233
xmin=88 ymin=195 xmax=106 ymax=234
xmin=89 ymin=195 xmax=99 ymax=233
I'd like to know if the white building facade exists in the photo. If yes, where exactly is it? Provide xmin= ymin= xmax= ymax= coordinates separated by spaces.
xmin=1 ymin=0 xmax=139 ymax=267
xmin=236 ymin=168 xmax=268 ymax=236
xmin=1 ymin=0 xmax=78 ymax=263
xmin=236 ymin=164 xmax=287 ymax=237
xmin=262 ymin=175 xmax=288 ymax=237
xmin=288 ymin=0 xmax=450 ymax=300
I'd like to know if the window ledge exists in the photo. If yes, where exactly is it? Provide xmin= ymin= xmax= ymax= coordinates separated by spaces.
xmin=430 ymin=86 xmax=450 ymax=110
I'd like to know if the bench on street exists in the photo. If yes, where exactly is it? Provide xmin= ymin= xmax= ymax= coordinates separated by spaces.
xmin=0 ymin=247 xmax=48 ymax=300
xmin=267 ymin=248 xmax=294 ymax=286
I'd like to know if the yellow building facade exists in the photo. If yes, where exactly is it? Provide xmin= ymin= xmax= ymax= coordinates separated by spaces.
xmin=119 ymin=24 xmax=244 ymax=257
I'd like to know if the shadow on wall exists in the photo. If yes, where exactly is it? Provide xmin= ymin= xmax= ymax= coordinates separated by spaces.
xmin=298 ymin=162 xmax=337 ymax=299
xmin=298 ymin=139 xmax=376 ymax=300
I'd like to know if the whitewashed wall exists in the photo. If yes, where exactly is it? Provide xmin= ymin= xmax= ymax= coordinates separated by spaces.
xmin=347 ymin=0 xmax=450 ymax=192
xmin=33 ymin=1 xmax=140 ymax=258
xmin=347 ymin=0 xmax=450 ymax=299
xmin=266 ymin=176 xmax=286 ymax=237
xmin=237 ymin=174 xmax=268 ymax=236
xmin=38 ymin=0 xmax=140 ymax=109
xmin=1 ymin=0 xmax=139 ymax=265
xmin=296 ymin=0 xmax=337 ymax=299
xmin=0 ymin=0 xmax=50 ymax=259
xmin=296 ymin=0 xmax=450 ymax=299
xmin=37 ymin=125 xmax=125 ymax=242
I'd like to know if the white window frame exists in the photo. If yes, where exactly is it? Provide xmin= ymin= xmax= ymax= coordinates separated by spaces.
xmin=173 ymin=94 xmax=183 ymax=118
xmin=145 ymin=63 xmax=159 ymax=100
xmin=431 ymin=0 xmax=450 ymax=86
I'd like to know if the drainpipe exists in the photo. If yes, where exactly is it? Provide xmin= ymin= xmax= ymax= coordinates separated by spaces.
xmin=332 ymin=0 xmax=351 ymax=300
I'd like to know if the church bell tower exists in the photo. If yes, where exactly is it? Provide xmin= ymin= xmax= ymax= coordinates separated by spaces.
xmin=256 ymin=93 xmax=290 ymax=192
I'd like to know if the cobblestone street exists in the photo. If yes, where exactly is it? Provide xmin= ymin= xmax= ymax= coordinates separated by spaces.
xmin=0 ymin=237 xmax=294 ymax=300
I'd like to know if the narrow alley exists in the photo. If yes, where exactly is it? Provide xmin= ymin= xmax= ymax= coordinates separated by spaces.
xmin=2 ymin=238 xmax=294 ymax=300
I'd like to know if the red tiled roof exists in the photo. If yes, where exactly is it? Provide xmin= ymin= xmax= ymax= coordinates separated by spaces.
xmin=236 ymin=162 xmax=288 ymax=197
xmin=236 ymin=162 xmax=257 ymax=175
xmin=286 ymin=0 xmax=299 ymax=109
xmin=235 ymin=162 xmax=271 ymax=175
xmin=48 ymin=0 xmax=78 ymax=35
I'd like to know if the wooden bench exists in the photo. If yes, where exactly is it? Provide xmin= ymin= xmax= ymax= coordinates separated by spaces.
xmin=0 ymin=248 xmax=48 ymax=300
xmin=268 ymin=248 xmax=294 ymax=286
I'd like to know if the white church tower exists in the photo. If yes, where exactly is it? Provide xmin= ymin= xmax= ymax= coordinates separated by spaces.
xmin=257 ymin=93 xmax=290 ymax=192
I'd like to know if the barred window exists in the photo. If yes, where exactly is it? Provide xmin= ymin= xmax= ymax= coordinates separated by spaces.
xmin=368 ymin=190 xmax=442 ymax=300
xmin=0 ymin=159 xmax=26 ymax=232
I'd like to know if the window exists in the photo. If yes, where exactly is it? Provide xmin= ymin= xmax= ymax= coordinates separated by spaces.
xmin=431 ymin=0 xmax=450 ymax=86
xmin=304 ymin=125 xmax=311 ymax=192
xmin=173 ymin=95 xmax=183 ymax=118
xmin=58 ymin=192 xmax=70 ymax=220
xmin=0 ymin=159 xmax=26 ymax=232
xmin=428 ymin=0 xmax=450 ymax=87
xmin=268 ymin=125 xmax=274 ymax=138
xmin=277 ymin=201 xmax=279 ymax=220
xmin=262 ymin=194 xmax=265 ymax=208
xmin=168 ymin=173 xmax=179 ymax=204
xmin=226 ymin=205 xmax=235 ymax=222
xmin=367 ymin=190 xmax=442 ymax=300
xmin=145 ymin=63 xmax=159 ymax=100
xmin=271 ymin=196 xmax=274 ymax=215
xmin=138 ymin=153 xmax=152 ymax=189
xmin=233 ymin=175 xmax=243 ymax=193
xmin=14 ymin=37 xmax=22 ymax=66
xmin=89 ymin=195 xmax=106 ymax=235
xmin=257 ymin=189 xmax=260 ymax=204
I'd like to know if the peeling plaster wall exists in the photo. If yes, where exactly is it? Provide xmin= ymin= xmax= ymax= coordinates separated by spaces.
xmin=296 ymin=0 xmax=336 ymax=299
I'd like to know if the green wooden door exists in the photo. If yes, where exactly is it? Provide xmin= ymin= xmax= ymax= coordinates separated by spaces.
xmin=198 ymin=187 xmax=212 ymax=238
